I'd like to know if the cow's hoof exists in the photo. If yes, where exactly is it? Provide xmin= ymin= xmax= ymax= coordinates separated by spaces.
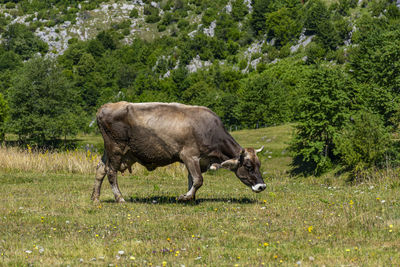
xmin=178 ymin=194 xmax=195 ymax=202
xmin=116 ymin=198 xmax=126 ymax=203
xmin=91 ymin=195 xmax=100 ymax=203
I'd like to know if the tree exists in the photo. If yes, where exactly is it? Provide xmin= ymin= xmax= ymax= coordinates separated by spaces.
xmin=250 ymin=0 xmax=271 ymax=35
xmin=290 ymin=65 xmax=356 ymax=175
xmin=349 ymin=20 xmax=400 ymax=126
xmin=231 ymin=0 xmax=248 ymax=21
xmin=8 ymin=57 xmax=82 ymax=143
xmin=265 ymin=7 xmax=302 ymax=47
xmin=304 ymin=0 xmax=339 ymax=49
xmin=235 ymin=72 xmax=292 ymax=127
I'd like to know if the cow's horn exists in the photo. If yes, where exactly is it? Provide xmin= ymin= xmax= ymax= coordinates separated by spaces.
xmin=255 ymin=146 xmax=264 ymax=154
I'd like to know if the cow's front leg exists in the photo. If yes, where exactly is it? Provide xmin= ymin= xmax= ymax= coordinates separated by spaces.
xmin=187 ymin=173 xmax=193 ymax=191
xmin=107 ymin=168 xmax=125 ymax=203
xmin=179 ymin=156 xmax=203 ymax=201
xmin=91 ymin=159 xmax=107 ymax=202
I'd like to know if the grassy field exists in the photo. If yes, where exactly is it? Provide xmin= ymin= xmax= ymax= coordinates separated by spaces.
xmin=0 ymin=125 xmax=399 ymax=266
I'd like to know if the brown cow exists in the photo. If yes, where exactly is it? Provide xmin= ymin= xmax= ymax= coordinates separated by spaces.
xmin=91 ymin=102 xmax=266 ymax=203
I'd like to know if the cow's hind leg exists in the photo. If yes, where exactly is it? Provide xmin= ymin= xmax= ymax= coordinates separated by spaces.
xmin=107 ymin=167 xmax=125 ymax=203
xmin=179 ymin=156 xmax=203 ymax=201
xmin=91 ymin=156 xmax=107 ymax=202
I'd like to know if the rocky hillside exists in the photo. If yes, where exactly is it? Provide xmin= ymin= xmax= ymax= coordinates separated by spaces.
xmin=0 ymin=0 xmax=369 ymax=72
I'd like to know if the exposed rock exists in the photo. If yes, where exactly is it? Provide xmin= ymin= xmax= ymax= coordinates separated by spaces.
xmin=203 ymin=20 xmax=216 ymax=37
xmin=225 ymin=1 xmax=232 ymax=13
xmin=344 ymin=25 xmax=356 ymax=46
xmin=241 ymin=40 xmax=264 ymax=73
xmin=188 ymin=30 xmax=198 ymax=38
xmin=187 ymin=55 xmax=212 ymax=73
xmin=244 ymin=0 xmax=252 ymax=12
xmin=290 ymin=30 xmax=314 ymax=53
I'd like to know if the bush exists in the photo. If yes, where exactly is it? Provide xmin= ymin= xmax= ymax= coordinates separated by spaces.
xmin=177 ymin=19 xmax=189 ymax=29
xmin=5 ymin=2 xmax=16 ymax=9
xmin=144 ymin=6 xmax=161 ymax=23
xmin=157 ymin=24 xmax=167 ymax=32
xmin=0 ymin=93 xmax=8 ymax=141
xmin=129 ymin=8 xmax=139 ymax=18
xmin=231 ymin=0 xmax=248 ymax=21
xmin=305 ymin=42 xmax=326 ymax=64
xmin=334 ymin=111 xmax=391 ymax=180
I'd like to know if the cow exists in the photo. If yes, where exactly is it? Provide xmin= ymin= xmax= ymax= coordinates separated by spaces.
xmin=91 ymin=101 xmax=266 ymax=203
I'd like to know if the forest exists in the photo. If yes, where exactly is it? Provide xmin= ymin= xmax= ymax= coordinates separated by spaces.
xmin=0 ymin=0 xmax=399 ymax=178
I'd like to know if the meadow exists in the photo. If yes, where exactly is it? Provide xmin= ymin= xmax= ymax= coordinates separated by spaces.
xmin=0 ymin=125 xmax=399 ymax=266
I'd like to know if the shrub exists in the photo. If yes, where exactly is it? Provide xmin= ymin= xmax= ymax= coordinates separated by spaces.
xmin=157 ymin=24 xmax=167 ymax=32
xmin=144 ymin=6 xmax=161 ymax=23
xmin=0 ymin=93 xmax=8 ymax=141
xmin=129 ymin=8 xmax=139 ymax=18
xmin=305 ymin=42 xmax=326 ymax=64
xmin=5 ymin=2 xmax=16 ymax=9
xmin=334 ymin=111 xmax=391 ymax=180
xmin=177 ymin=19 xmax=189 ymax=29
xmin=231 ymin=0 xmax=248 ymax=21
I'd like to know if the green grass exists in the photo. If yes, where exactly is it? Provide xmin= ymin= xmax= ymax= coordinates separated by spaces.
xmin=0 ymin=125 xmax=399 ymax=266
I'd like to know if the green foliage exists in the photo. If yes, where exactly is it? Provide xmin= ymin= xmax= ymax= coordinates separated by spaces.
xmin=330 ymin=0 xmax=357 ymax=16
xmin=129 ymin=8 xmax=139 ymax=18
xmin=304 ymin=0 xmax=339 ymax=49
xmin=349 ymin=19 xmax=400 ymax=126
xmin=290 ymin=65 xmax=355 ymax=175
xmin=334 ymin=111 xmax=391 ymax=179
xmin=265 ymin=7 xmax=302 ymax=47
xmin=201 ymin=8 xmax=217 ymax=26
xmin=3 ymin=23 xmax=48 ymax=60
xmin=368 ymin=0 xmax=386 ymax=17
xmin=235 ymin=72 xmax=292 ymax=127
xmin=96 ymin=30 xmax=118 ymax=50
xmin=5 ymin=2 xmax=16 ymax=9
xmin=144 ymin=5 xmax=161 ymax=23
xmin=0 ymin=50 xmax=22 ymax=71
xmin=231 ymin=0 xmax=248 ymax=21
xmin=250 ymin=0 xmax=270 ymax=35
xmin=177 ymin=19 xmax=189 ymax=29
xmin=305 ymin=42 xmax=326 ymax=64
xmin=8 ymin=57 xmax=82 ymax=143
xmin=0 ymin=93 xmax=9 ymax=140
xmin=215 ymin=13 xmax=240 ymax=41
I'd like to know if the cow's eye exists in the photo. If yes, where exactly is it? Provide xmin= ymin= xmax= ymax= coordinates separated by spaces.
xmin=245 ymin=164 xmax=253 ymax=171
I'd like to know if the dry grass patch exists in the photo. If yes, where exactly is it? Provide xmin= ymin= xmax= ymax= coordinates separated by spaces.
xmin=0 ymin=146 xmax=99 ymax=174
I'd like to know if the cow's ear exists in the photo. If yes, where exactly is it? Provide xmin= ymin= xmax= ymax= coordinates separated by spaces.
xmin=221 ymin=159 xmax=239 ymax=171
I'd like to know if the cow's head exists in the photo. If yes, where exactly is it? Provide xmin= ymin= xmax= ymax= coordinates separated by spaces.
xmin=221 ymin=146 xmax=266 ymax=193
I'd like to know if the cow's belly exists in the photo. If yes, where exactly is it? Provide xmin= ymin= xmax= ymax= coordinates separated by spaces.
xmin=127 ymin=132 xmax=181 ymax=170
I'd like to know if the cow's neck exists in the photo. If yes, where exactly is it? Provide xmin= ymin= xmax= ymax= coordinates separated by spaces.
xmin=220 ymin=134 xmax=243 ymax=161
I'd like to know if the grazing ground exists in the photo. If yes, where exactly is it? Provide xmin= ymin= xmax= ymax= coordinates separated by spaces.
xmin=0 ymin=125 xmax=399 ymax=266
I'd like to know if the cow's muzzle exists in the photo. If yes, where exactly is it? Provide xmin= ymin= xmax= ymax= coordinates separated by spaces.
xmin=251 ymin=183 xmax=266 ymax=193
